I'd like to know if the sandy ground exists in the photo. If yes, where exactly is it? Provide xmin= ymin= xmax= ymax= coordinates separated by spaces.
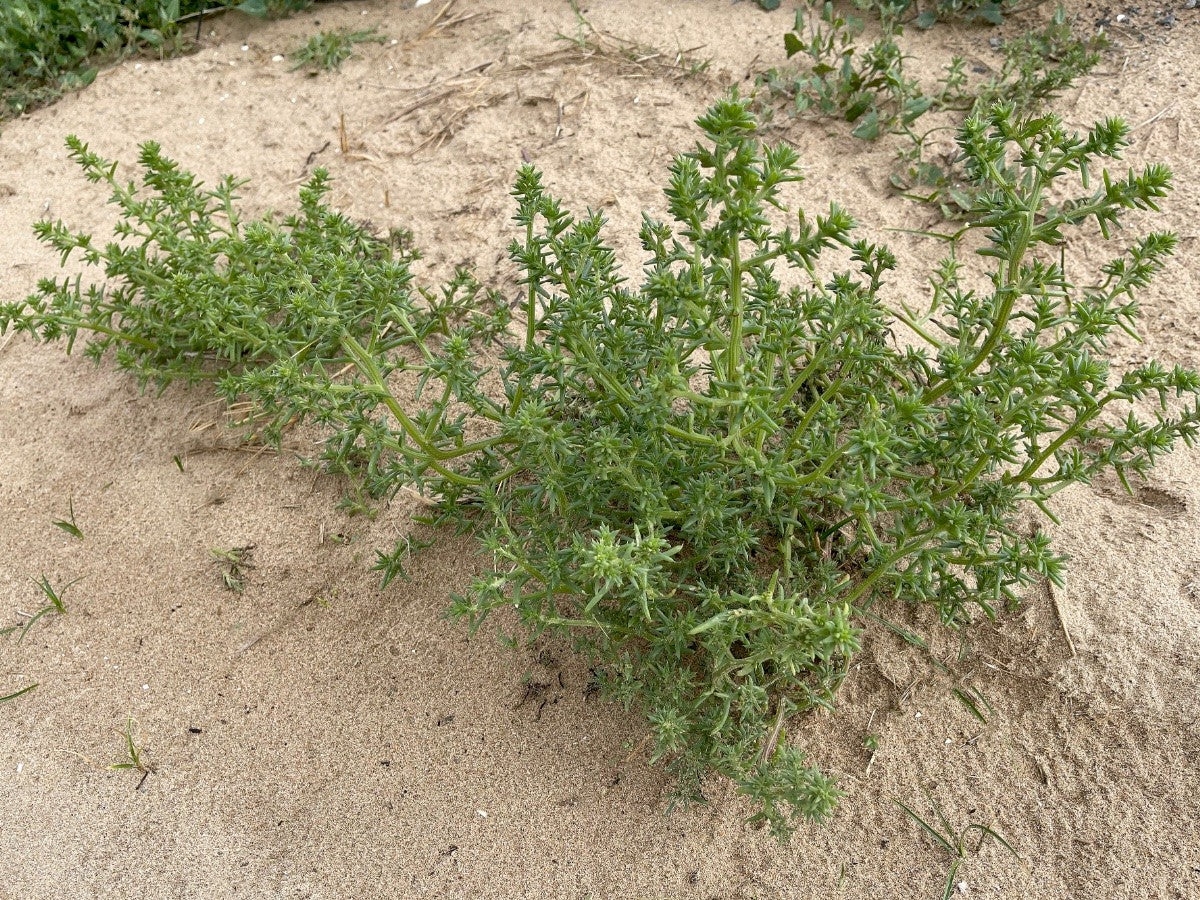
xmin=1 ymin=1 xmax=1198 ymax=897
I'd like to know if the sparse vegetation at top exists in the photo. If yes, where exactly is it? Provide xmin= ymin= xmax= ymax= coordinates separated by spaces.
xmin=758 ymin=0 xmax=1043 ymax=27
xmin=289 ymin=27 xmax=385 ymax=73
xmin=761 ymin=1 xmax=1105 ymax=216
xmin=847 ymin=0 xmax=1030 ymax=28
xmin=4 ymin=90 xmax=1194 ymax=837
xmin=0 ymin=0 xmax=313 ymax=117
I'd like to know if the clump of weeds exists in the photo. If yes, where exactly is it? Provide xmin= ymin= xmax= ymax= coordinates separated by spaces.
xmin=211 ymin=545 xmax=255 ymax=593
xmin=289 ymin=27 xmax=384 ymax=73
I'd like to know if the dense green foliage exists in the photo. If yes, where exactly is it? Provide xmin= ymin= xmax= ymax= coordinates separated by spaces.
xmin=770 ymin=2 xmax=1102 ymax=132
xmin=0 ymin=0 xmax=312 ymax=116
xmin=1 ymin=0 xmax=195 ymax=114
xmin=4 ymin=98 xmax=1196 ymax=838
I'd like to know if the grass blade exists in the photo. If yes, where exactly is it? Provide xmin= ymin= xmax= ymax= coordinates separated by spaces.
xmin=895 ymin=799 xmax=956 ymax=854
xmin=1 ymin=682 xmax=38 ymax=703
xmin=952 ymin=685 xmax=992 ymax=724
xmin=964 ymin=823 xmax=1020 ymax=858
xmin=942 ymin=858 xmax=962 ymax=900
xmin=32 ymin=573 xmax=83 ymax=613
xmin=52 ymin=497 xmax=84 ymax=539
xmin=860 ymin=608 xmax=929 ymax=650
xmin=53 ymin=519 xmax=84 ymax=539
xmin=17 ymin=605 xmax=56 ymax=644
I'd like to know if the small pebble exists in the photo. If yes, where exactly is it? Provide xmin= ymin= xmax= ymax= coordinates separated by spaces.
xmin=476 ymin=809 xmax=488 ymax=818
xmin=272 ymin=54 xmax=285 ymax=62
xmin=241 ymin=44 xmax=249 ymax=51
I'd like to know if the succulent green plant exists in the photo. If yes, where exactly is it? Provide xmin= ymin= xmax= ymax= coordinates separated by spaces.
xmin=4 ymin=97 xmax=1194 ymax=839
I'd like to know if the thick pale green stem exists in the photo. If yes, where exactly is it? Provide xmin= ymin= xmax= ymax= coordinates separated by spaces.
xmin=726 ymin=233 xmax=745 ymax=391
xmin=922 ymin=167 xmax=1042 ymax=406
xmin=525 ymin=219 xmax=538 ymax=351
xmin=832 ymin=533 xmax=935 ymax=610
xmin=340 ymin=334 xmax=496 ymax=486
xmin=1003 ymin=392 xmax=1114 ymax=485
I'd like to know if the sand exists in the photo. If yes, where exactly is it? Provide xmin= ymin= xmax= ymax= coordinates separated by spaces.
xmin=1 ymin=1 xmax=1198 ymax=897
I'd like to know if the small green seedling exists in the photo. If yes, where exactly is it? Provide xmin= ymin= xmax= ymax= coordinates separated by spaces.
xmin=289 ymin=28 xmax=384 ymax=73
xmin=109 ymin=717 xmax=155 ymax=789
xmin=52 ymin=496 xmax=84 ymax=539
xmin=896 ymin=797 xmax=1019 ymax=900
xmin=863 ymin=732 xmax=881 ymax=774
xmin=16 ymin=574 xmax=81 ymax=643
xmin=211 ymin=545 xmax=254 ymax=593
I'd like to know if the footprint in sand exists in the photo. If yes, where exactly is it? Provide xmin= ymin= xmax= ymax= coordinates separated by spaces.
xmin=1090 ymin=476 xmax=1188 ymax=518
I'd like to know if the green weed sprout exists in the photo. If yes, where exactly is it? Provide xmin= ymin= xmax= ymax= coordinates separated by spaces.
xmin=15 ymin=575 xmax=81 ymax=643
xmin=3 ymin=98 xmax=1196 ymax=839
xmin=897 ymin=796 xmax=1020 ymax=898
xmin=109 ymin=717 xmax=156 ymax=789
xmin=289 ymin=28 xmax=384 ymax=73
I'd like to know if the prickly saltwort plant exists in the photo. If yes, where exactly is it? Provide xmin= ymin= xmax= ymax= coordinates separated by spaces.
xmin=4 ymin=98 xmax=1196 ymax=838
